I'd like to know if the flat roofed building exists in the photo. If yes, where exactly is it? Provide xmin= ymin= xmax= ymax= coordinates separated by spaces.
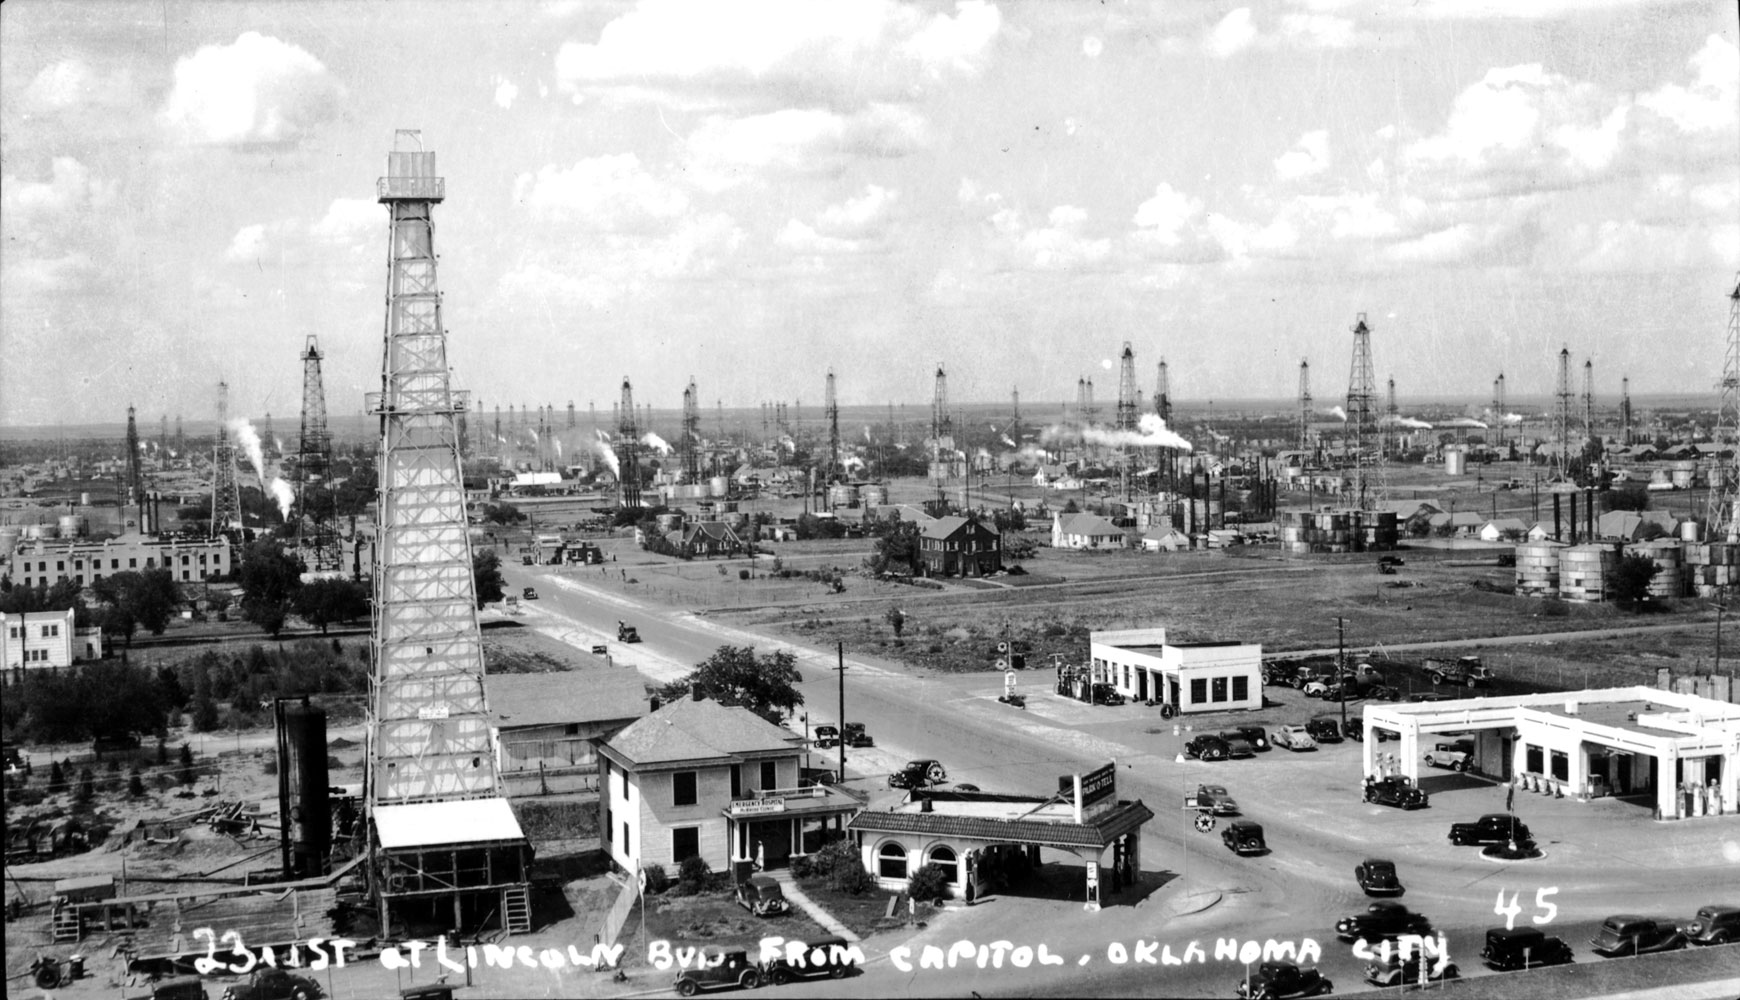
xmin=1 ymin=608 xmax=103 ymax=671
xmin=1090 ymin=629 xmax=1261 ymax=712
xmin=486 ymin=670 xmax=647 ymax=796
xmin=5 ymin=533 xmax=230 ymax=589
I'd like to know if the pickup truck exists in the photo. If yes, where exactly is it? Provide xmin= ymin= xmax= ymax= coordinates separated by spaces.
xmin=1424 ymin=656 xmax=1494 ymax=688
xmin=1449 ymin=813 xmax=1533 ymax=847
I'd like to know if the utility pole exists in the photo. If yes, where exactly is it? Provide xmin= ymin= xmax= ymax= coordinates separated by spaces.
xmin=837 ymin=642 xmax=847 ymax=784
xmin=1336 ymin=617 xmax=1348 ymax=737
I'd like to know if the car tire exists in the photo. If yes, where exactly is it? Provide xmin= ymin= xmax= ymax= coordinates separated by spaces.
xmin=293 ymin=990 xmax=311 ymax=1000
xmin=741 ymin=971 xmax=761 ymax=989
xmin=1319 ymin=979 xmax=1333 ymax=995
xmin=1430 ymin=674 xmax=1445 ymax=685
xmin=1208 ymin=748 xmax=1225 ymax=761
xmin=1466 ymin=678 xmax=1479 ymax=688
xmin=771 ymin=968 xmax=791 ymax=986
xmin=678 ymin=980 xmax=699 ymax=998
xmin=1424 ymin=756 xmax=1435 ymax=767
xmin=1452 ymin=760 xmax=1466 ymax=772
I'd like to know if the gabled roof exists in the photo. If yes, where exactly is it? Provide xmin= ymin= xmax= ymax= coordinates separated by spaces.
xmin=604 ymin=696 xmax=801 ymax=769
xmin=1481 ymin=518 xmax=1528 ymax=534
xmin=1056 ymin=513 xmax=1125 ymax=537
xmin=486 ymin=670 xmax=648 ymax=731
xmin=919 ymin=516 xmax=997 ymax=541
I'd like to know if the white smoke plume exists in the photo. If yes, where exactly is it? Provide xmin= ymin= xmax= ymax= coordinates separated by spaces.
xmin=273 ymin=436 xmax=284 ymax=454
xmin=1383 ymin=415 xmax=1433 ymax=429
xmin=228 ymin=419 xmax=267 ymax=480
xmin=778 ymin=434 xmax=795 ymax=453
xmin=1015 ymin=445 xmax=1050 ymax=465
xmin=1504 ymin=413 xmax=1524 ymax=424
xmin=1041 ymin=413 xmax=1193 ymax=451
xmin=268 ymin=477 xmax=294 ymax=519
xmin=594 ymin=440 xmax=621 ymax=477
xmin=1327 ymin=406 xmax=1348 ymax=421
xmin=863 ymin=426 xmax=872 ymax=442
xmin=554 ymin=438 xmax=563 ymax=458
xmin=1001 ymin=433 xmax=1017 ymax=447
xmin=1464 ymin=419 xmax=1489 ymax=429
xmin=595 ymin=428 xmax=612 ymax=442
xmin=169 ymin=449 xmax=178 ymax=459
xmin=842 ymin=455 xmax=865 ymax=473
xmin=642 ymin=432 xmax=672 ymax=454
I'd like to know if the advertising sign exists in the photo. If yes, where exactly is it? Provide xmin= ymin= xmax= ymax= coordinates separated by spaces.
xmin=730 ymin=797 xmax=786 ymax=816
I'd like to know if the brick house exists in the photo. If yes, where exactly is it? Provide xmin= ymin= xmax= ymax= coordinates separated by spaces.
xmin=918 ymin=517 xmax=1002 ymax=578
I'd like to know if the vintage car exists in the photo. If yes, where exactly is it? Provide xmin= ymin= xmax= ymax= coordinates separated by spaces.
xmin=1222 ymin=820 xmax=1267 ymax=855
xmin=521 ymin=586 xmax=538 ymax=600
xmin=1353 ymin=858 xmax=1404 ymax=896
xmin=673 ymin=951 xmax=762 ymax=996
xmin=1683 ymin=904 xmax=1740 ymax=946
xmin=1590 ymin=915 xmax=1686 ymax=957
xmin=764 ymin=936 xmax=858 ymax=984
xmin=1186 ymin=734 xmax=1232 ymax=761
xmin=1363 ymin=953 xmax=1459 ymax=988
xmin=1305 ymin=716 xmax=1345 ymax=744
xmin=1448 ymin=813 xmax=1533 ymax=847
xmin=734 ymin=874 xmax=790 ymax=916
xmin=842 ymin=723 xmax=875 ymax=748
xmin=888 ymin=759 xmax=948 ymax=789
xmin=1217 ymin=733 xmax=1258 ymax=759
xmin=1270 ymin=725 xmax=1318 ymax=752
xmin=616 ymin=621 xmax=642 ymax=643
xmin=1481 ymin=926 xmax=1575 ymax=970
xmin=1233 ymin=725 xmax=1270 ymax=752
xmin=1336 ymin=901 xmax=1433 ymax=943
xmin=1423 ymin=739 xmax=1474 ymax=771
xmin=1233 ymin=960 xmax=1330 ymax=998
xmin=219 ymin=969 xmax=323 ymax=1000
xmin=1364 ymin=775 xmax=1429 ymax=810
xmin=1190 ymin=784 xmax=1240 ymax=815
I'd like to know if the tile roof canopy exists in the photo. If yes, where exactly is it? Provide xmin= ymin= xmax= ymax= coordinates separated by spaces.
xmin=849 ymin=798 xmax=1154 ymax=849
xmin=604 ymin=697 xmax=803 ymax=769
xmin=374 ymin=798 xmax=526 ymax=850
xmin=486 ymin=670 xmax=648 ymax=730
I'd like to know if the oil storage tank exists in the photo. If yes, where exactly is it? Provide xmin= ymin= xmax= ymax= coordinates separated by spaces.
xmin=1514 ymin=540 xmax=1566 ymax=597
xmin=1559 ymin=543 xmax=1621 ymax=602
xmin=276 ymin=700 xmax=331 ymax=878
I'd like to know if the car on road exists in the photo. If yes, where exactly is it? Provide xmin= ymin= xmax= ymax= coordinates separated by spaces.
xmin=1682 ymin=904 xmax=1740 ymax=946
xmin=1233 ymin=960 xmax=1330 ymax=998
xmin=1481 ymin=926 xmax=1575 ymax=971
xmin=813 ymin=726 xmax=840 ymax=749
xmin=673 ymin=951 xmax=762 ymax=995
xmin=219 ymin=969 xmax=323 ymax=1000
xmin=734 ymin=874 xmax=790 ymax=916
xmin=1407 ymin=692 xmax=1456 ymax=704
xmin=1353 ymin=858 xmax=1404 ymax=896
xmin=1363 ymin=953 xmax=1458 ymax=988
xmin=1190 ymin=784 xmax=1240 ymax=815
xmin=616 ymin=621 xmax=641 ymax=643
xmin=522 ymin=586 xmax=538 ymax=600
xmin=1270 ymin=725 xmax=1317 ymax=752
xmin=842 ymin=723 xmax=875 ymax=748
xmin=1305 ymin=717 xmax=1344 ymax=744
xmin=1448 ymin=813 xmax=1532 ymax=848
xmin=1217 ymin=733 xmax=1257 ymax=759
xmin=1425 ymin=655 xmax=1494 ymax=688
xmin=1589 ymin=915 xmax=1687 ymax=957
xmin=1423 ymin=739 xmax=1474 ymax=772
xmin=889 ymin=759 xmax=947 ymax=789
xmin=953 ymin=783 xmax=981 ymax=792
xmin=1222 ymin=820 xmax=1266 ymax=855
xmin=1186 ymin=734 xmax=1232 ymax=761
xmin=1089 ymin=683 xmax=1126 ymax=706
xmin=1336 ymin=901 xmax=1433 ymax=943
xmin=1363 ymin=775 xmax=1429 ymax=810
xmin=764 ymin=936 xmax=858 ymax=984
xmin=1233 ymin=725 xmax=1270 ymax=752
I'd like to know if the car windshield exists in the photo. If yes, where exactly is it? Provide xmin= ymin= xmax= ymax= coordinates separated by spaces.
xmin=1203 ymin=786 xmax=1228 ymax=795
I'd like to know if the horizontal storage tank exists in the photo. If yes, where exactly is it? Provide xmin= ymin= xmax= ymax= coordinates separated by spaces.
xmin=1558 ymin=543 xmax=1621 ymax=602
xmin=0 ymin=529 xmax=20 ymax=554
xmin=1684 ymin=542 xmax=1740 ymax=596
xmin=828 ymin=485 xmax=859 ymax=508
xmin=1624 ymin=541 xmax=1683 ymax=600
xmin=1514 ymin=540 xmax=1566 ymax=597
xmin=24 ymin=523 xmax=59 ymax=540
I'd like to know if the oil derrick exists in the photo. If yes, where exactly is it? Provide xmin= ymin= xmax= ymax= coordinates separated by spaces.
xmin=567 ymin=401 xmax=575 ymax=429
xmin=1155 ymin=360 xmax=1172 ymax=423
xmin=1298 ymin=359 xmax=1312 ymax=450
xmin=1493 ymin=374 xmax=1506 ymax=446
xmin=262 ymin=412 xmax=276 ymax=457
xmin=1345 ymin=313 xmax=1378 ymax=506
xmin=1082 ymin=378 xmax=1097 ymax=427
xmin=1554 ymin=347 xmax=1573 ymax=481
xmin=681 ymin=377 xmax=702 ymax=484
xmin=617 ymin=377 xmax=642 ymax=508
xmin=1385 ymin=377 xmax=1398 ymax=456
xmin=931 ymin=364 xmax=954 ymax=493
xmin=1076 ymin=377 xmax=1088 ymax=424
xmin=1620 ymin=377 xmax=1633 ymax=446
xmin=124 ymin=405 xmax=144 ymax=523
xmin=1582 ymin=359 xmax=1596 ymax=451
xmin=210 ymin=381 xmax=243 ymax=537
xmin=174 ymin=414 xmax=185 ymax=458
xmin=296 ymin=336 xmax=338 ymax=570
xmin=1116 ymin=343 xmax=1138 ymax=499
xmin=492 ymin=405 xmax=501 ymax=454
xmin=824 ymin=370 xmax=840 ymax=483
xmin=158 ymin=414 xmax=169 ymax=457
xmin=1709 ymin=273 xmax=1740 ymax=541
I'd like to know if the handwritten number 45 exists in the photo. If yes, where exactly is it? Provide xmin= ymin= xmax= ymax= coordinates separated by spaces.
xmin=1494 ymin=888 xmax=1559 ymax=930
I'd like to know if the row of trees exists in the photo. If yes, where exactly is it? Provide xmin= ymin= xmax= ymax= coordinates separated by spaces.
xmin=1 ymin=569 xmax=182 ymax=648
xmin=234 ymin=540 xmax=370 ymax=636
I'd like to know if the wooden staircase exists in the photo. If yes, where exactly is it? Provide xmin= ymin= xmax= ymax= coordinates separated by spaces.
xmin=51 ymin=901 xmax=81 ymax=943
xmin=502 ymin=885 xmax=531 ymax=935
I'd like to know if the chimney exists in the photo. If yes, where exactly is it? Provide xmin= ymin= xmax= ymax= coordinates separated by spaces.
xmin=691 ymin=686 xmax=705 ymax=702
xmin=920 ymin=795 xmax=933 ymax=813
xmin=649 ymin=696 xmax=661 ymax=713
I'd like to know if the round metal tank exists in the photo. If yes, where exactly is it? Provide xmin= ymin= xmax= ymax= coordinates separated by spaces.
xmin=1681 ymin=519 xmax=1705 ymax=542
xmin=708 ymin=476 xmax=730 ymax=497
xmin=58 ymin=515 xmax=87 ymax=539
xmin=860 ymin=485 xmax=888 ymax=507
xmin=0 ymin=529 xmax=19 ymax=554
xmin=279 ymin=702 xmax=331 ymax=878
xmin=828 ymin=485 xmax=859 ymax=508
xmin=79 ymin=492 xmax=91 ymax=506
xmin=1625 ymin=541 xmax=1684 ymax=600
xmin=1685 ymin=542 xmax=1740 ymax=596
xmin=24 ymin=523 xmax=59 ymax=540
xmin=1514 ymin=540 xmax=1565 ymax=597
xmin=1558 ymin=543 xmax=1620 ymax=602
xmin=1670 ymin=460 xmax=1697 ymax=488
xmin=1443 ymin=451 xmax=1467 ymax=476
xmin=655 ymin=513 xmax=683 ymax=533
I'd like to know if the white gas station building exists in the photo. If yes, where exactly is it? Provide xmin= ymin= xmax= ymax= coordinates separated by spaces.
xmin=1363 ymin=686 xmax=1740 ymax=820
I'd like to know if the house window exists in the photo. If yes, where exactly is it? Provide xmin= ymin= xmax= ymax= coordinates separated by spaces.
xmin=129 ymin=558 xmax=137 ymax=568
xmin=1526 ymin=745 xmax=1544 ymax=773
xmin=877 ymin=842 xmax=908 ymax=880
xmin=1232 ymin=676 xmax=1249 ymax=702
xmin=111 ymin=559 xmax=119 ymax=569
xmin=761 ymin=761 xmax=777 ymax=790
xmin=1211 ymin=677 xmax=1228 ymax=703
xmin=928 ymin=845 xmax=958 ymax=882
xmin=623 ymin=822 xmax=632 ymax=856
xmin=672 ymin=827 xmax=700 ymax=863
xmin=564 ymin=724 xmax=580 ymax=736
xmin=672 ymin=771 xmax=698 ymax=807
xmin=730 ymin=765 xmax=741 ymax=798
xmin=57 ymin=561 xmax=64 ymax=571
xmin=1550 ymin=750 xmax=1569 ymax=781
xmin=605 ymin=807 xmax=612 ymax=842
xmin=1190 ymin=678 xmax=1207 ymax=704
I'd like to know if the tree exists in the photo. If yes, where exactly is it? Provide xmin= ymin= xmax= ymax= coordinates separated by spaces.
xmin=92 ymin=569 xmax=181 ymax=646
xmin=47 ymin=760 xmax=67 ymax=795
xmin=293 ymin=578 xmax=370 ymax=634
xmin=127 ymin=769 xmax=145 ymax=797
xmin=908 ymin=862 xmax=952 ymax=903
xmin=75 ymin=767 xmax=95 ymax=804
xmin=1602 ymin=483 xmax=1650 ymax=513
xmin=484 ymin=501 xmax=525 ymax=525
xmin=178 ymin=743 xmax=196 ymax=785
xmin=865 ymin=520 xmax=921 ymax=577
xmin=659 ymin=645 xmax=803 ymax=725
xmin=885 ymin=607 xmax=906 ymax=638
xmin=237 ymin=540 xmax=305 ymax=636
xmin=472 ymin=550 xmax=505 ymax=608
xmin=1607 ymin=553 xmax=1659 ymax=606
xmin=1004 ymin=535 xmax=1037 ymax=561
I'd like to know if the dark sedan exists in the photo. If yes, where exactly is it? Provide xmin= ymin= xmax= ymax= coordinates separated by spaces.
xmin=1590 ymin=915 xmax=1686 ymax=957
xmin=1337 ymin=901 xmax=1432 ymax=943
xmin=1186 ymin=734 xmax=1231 ymax=761
xmin=1353 ymin=858 xmax=1404 ymax=897
xmin=1222 ymin=820 xmax=1267 ymax=855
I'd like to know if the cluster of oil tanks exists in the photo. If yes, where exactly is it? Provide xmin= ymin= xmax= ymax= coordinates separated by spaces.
xmin=1281 ymin=509 xmax=1401 ymax=553
xmin=1515 ymin=525 xmax=1732 ymax=601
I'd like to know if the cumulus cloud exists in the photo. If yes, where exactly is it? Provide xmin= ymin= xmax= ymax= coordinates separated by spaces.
xmin=1082 ymin=36 xmax=1104 ymax=58
xmin=815 ymin=184 xmax=897 ymax=235
xmin=512 ymin=154 xmax=691 ymax=230
xmin=495 ymin=212 xmax=745 ymax=310
xmin=1637 ymin=35 xmax=1738 ymax=134
xmin=5 ymin=253 xmax=99 ymax=296
xmin=1274 ymin=130 xmax=1330 ymax=180
xmin=0 ymin=157 xmax=115 ymax=231
xmin=1203 ymin=8 xmax=1258 ymax=58
xmin=1132 ymin=183 xmax=1203 ymax=247
xmin=776 ymin=219 xmax=861 ymax=254
xmin=225 ymin=224 xmax=270 ymax=262
xmin=309 ymin=198 xmax=377 ymax=244
xmin=161 ymin=32 xmax=342 ymax=145
xmin=22 ymin=59 xmax=136 ymax=111
xmin=493 ymin=75 xmax=520 ymax=109
xmin=684 ymin=104 xmax=924 ymax=190
xmin=1172 ymin=5 xmax=1381 ymax=57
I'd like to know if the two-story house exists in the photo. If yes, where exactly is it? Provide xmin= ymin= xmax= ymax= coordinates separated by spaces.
xmin=918 ymin=516 xmax=1002 ymax=578
xmin=598 ymin=695 xmax=861 ymax=875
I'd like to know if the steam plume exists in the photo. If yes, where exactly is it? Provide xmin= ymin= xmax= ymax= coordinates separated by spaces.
xmin=642 ymin=432 xmax=672 ymax=454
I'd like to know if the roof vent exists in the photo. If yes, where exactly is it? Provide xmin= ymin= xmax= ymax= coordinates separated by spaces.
xmin=920 ymin=795 xmax=933 ymax=813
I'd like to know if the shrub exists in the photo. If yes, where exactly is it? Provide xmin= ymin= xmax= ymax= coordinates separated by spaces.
xmin=128 ymin=770 xmax=146 ymax=797
xmin=739 ymin=570 xmax=750 ymax=580
xmin=675 ymin=856 xmax=712 ymax=895
xmin=801 ymin=839 xmax=872 ymax=895
xmin=641 ymin=863 xmax=670 ymax=894
xmin=261 ymin=759 xmax=279 ymax=776
xmin=907 ymin=863 xmax=951 ymax=904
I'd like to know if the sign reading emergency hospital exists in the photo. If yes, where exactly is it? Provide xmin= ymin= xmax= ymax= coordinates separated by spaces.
xmin=730 ymin=798 xmax=786 ymax=816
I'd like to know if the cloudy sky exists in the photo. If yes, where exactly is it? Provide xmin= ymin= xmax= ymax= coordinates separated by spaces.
xmin=2 ymin=0 xmax=1735 ymax=428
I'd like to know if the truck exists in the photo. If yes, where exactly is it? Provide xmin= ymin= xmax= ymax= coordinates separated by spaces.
xmin=1424 ymin=656 xmax=1493 ymax=688
xmin=1448 ymin=813 xmax=1533 ymax=847
xmin=617 ymin=621 xmax=641 ymax=643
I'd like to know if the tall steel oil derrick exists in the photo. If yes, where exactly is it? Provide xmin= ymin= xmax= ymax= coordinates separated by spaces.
xmin=617 ymin=378 xmax=643 ymax=508
xmin=931 ymin=364 xmax=954 ymax=495
xmin=567 ymin=401 xmax=575 ymax=429
xmin=174 ymin=414 xmax=185 ymax=458
xmin=124 ymin=405 xmax=144 ymax=508
xmin=296 ymin=336 xmax=339 ymax=570
xmin=1345 ymin=313 xmax=1378 ymax=506
xmin=825 ymin=370 xmax=840 ymax=483
xmin=1116 ymin=343 xmax=1137 ymax=499
xmin=1298 ymin=359 xmax=1313 ymax=450
xmin=1553 ymin=347 xmax=1573 ymax=480
xmin=1709 ymin=274 xmax=1740 ymax=541
xmin=1582 ymin=359 xmax=1596 ymax=452
xmin=681 ymin=377 xmax=702 ymax=483
xmin=1493 ymin=373 xmax=1506 ymax=446
xmin=1082 ymin=378 xmax=1097 ymax=427
xmin=159 ymin=414 xmax=169 ymax=457
xmin=211 ymin=381 xmax=243 ymax=536
xmin=1620 ymin=377 xmax=1632 ymax=447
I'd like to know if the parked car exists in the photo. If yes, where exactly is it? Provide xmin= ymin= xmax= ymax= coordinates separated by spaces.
xmin=1448 ymin=813 xmax=1533 ymax=848
xmin=734 ymin=874 xmax=790 ymax=916
xmin=1217 ymin=733 xmax=1257 ymax=759
xmin=1233 ymin=961 xmax=1330 ymax=998
xmin=1190 ymin=784 xmax=1240 ymax=815
xmin=522 ymin=586 xmax=538 ymax=600
xmin=799 ymin=767 xmax=837 ymax=787
xmin=1186 ymin=734 xmax=1231 ymax=761
xmin=1364 ymin=952 xmax=1458 ymax=987
xmin=673 ymin=951 xmax=762 ymax=995
xmin=1425 ymin=655 xmax=1493 ymax=688
xmin=1222 ymin=820 xmax=1266 ymax=855
xmin=1481 ymin=926 xmax=1575 ymax=971
xmin=764 ymin=936 xmax=857 ymax=984
xmin=889 ymin=759 xmax=947 ymax=789
xmin=813 ymin=725 xmax=840 ymax=749
xmin=1089 ymin=683 xmax=1126 ymax=706
xmin=219 ymin=969 xmax=323 ymax=1000
xmin=616 ymin=620 xmax=641 ymax=642
xmin=1424 ymin=739 xmax=1474 ymax=772
xmin=589 ymin=643 xmax=608 ymax=655
xmin=1682 ymin=904 xmax=1740 ymax=946
xmin=1305 ymin=717 xmax=1344 ymax=744
xmin=842 ymin=723 xmax=875 ymax=748
xmin=1364 ymin=776 xmax=1429 ymax=810
xmin=1353 ymin=858 xmax=1404 ymax=896
xmin=1407 ymin=692 xmax=1456 ymax=704
xmin=953 ymin=783 xmax=981 ymax=792
xmin=1233 ymin=725 xmax=1270 ymax=752
xmin=1336 ymin=901 xmax=1433 ymax=943
xmin=1590 ymin=915 xmax=1687 ymax=957
xmin=1270 ymin=725 xmax=1317 ymax=752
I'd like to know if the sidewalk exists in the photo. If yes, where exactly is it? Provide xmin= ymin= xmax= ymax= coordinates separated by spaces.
xmin=763 ymin=869 xmax=860 ymax=942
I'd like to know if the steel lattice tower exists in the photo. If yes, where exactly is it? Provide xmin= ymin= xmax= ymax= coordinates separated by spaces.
xmin=1155 ymin=360 xmax=1172 ymax=423
xmin=1083 ymin=378 xmax=1097 ymax=427
xmin=1493 ymin=374 xmax=1506 ymax=446
xmin=262 ymin=412 xmax=276 ymax=457
xmin=567 ymin=401 xmax=575 ymax=429
xmin=681 ymin=378 xmax=702 ymax=483
xmin=1709 ymin=274 xmax=1740 ymax=540
xmin=158 ymin=414 xmax=169 ymax=457
xmin=617 ymin=378 xmax=642 ymax=508
xmin=1116 ymin=342 xmax=1138 ymax=431
xmin=174 ymin=414 xmax=184 ymax=458
xmin=210 ymin=381 xmax=243 ymax=536
xmin=124 ymin=405 xmax=144 ymax=508
xmin=1345 ymin=313 xmax=1378 ymax=505
xmin=296 ymin=336 xmax=339 ymax=570
xmin=1582 ymin=359 xmax=1596 ymax=450
xmin=1385 ymin=377 xmax=1398 ymax=456
xmin=1554 ymin=347 xmax=1573 ymax=480
xmin=825 ymin=370 xmax=840 ymax=483
xmin=1298 ymin=359 xmax=1313 ymax=450
xmin=365 ymin=132 xmax=503 ymax=808
xmin=1620 ymin=376 xmax=1633 ymax=446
